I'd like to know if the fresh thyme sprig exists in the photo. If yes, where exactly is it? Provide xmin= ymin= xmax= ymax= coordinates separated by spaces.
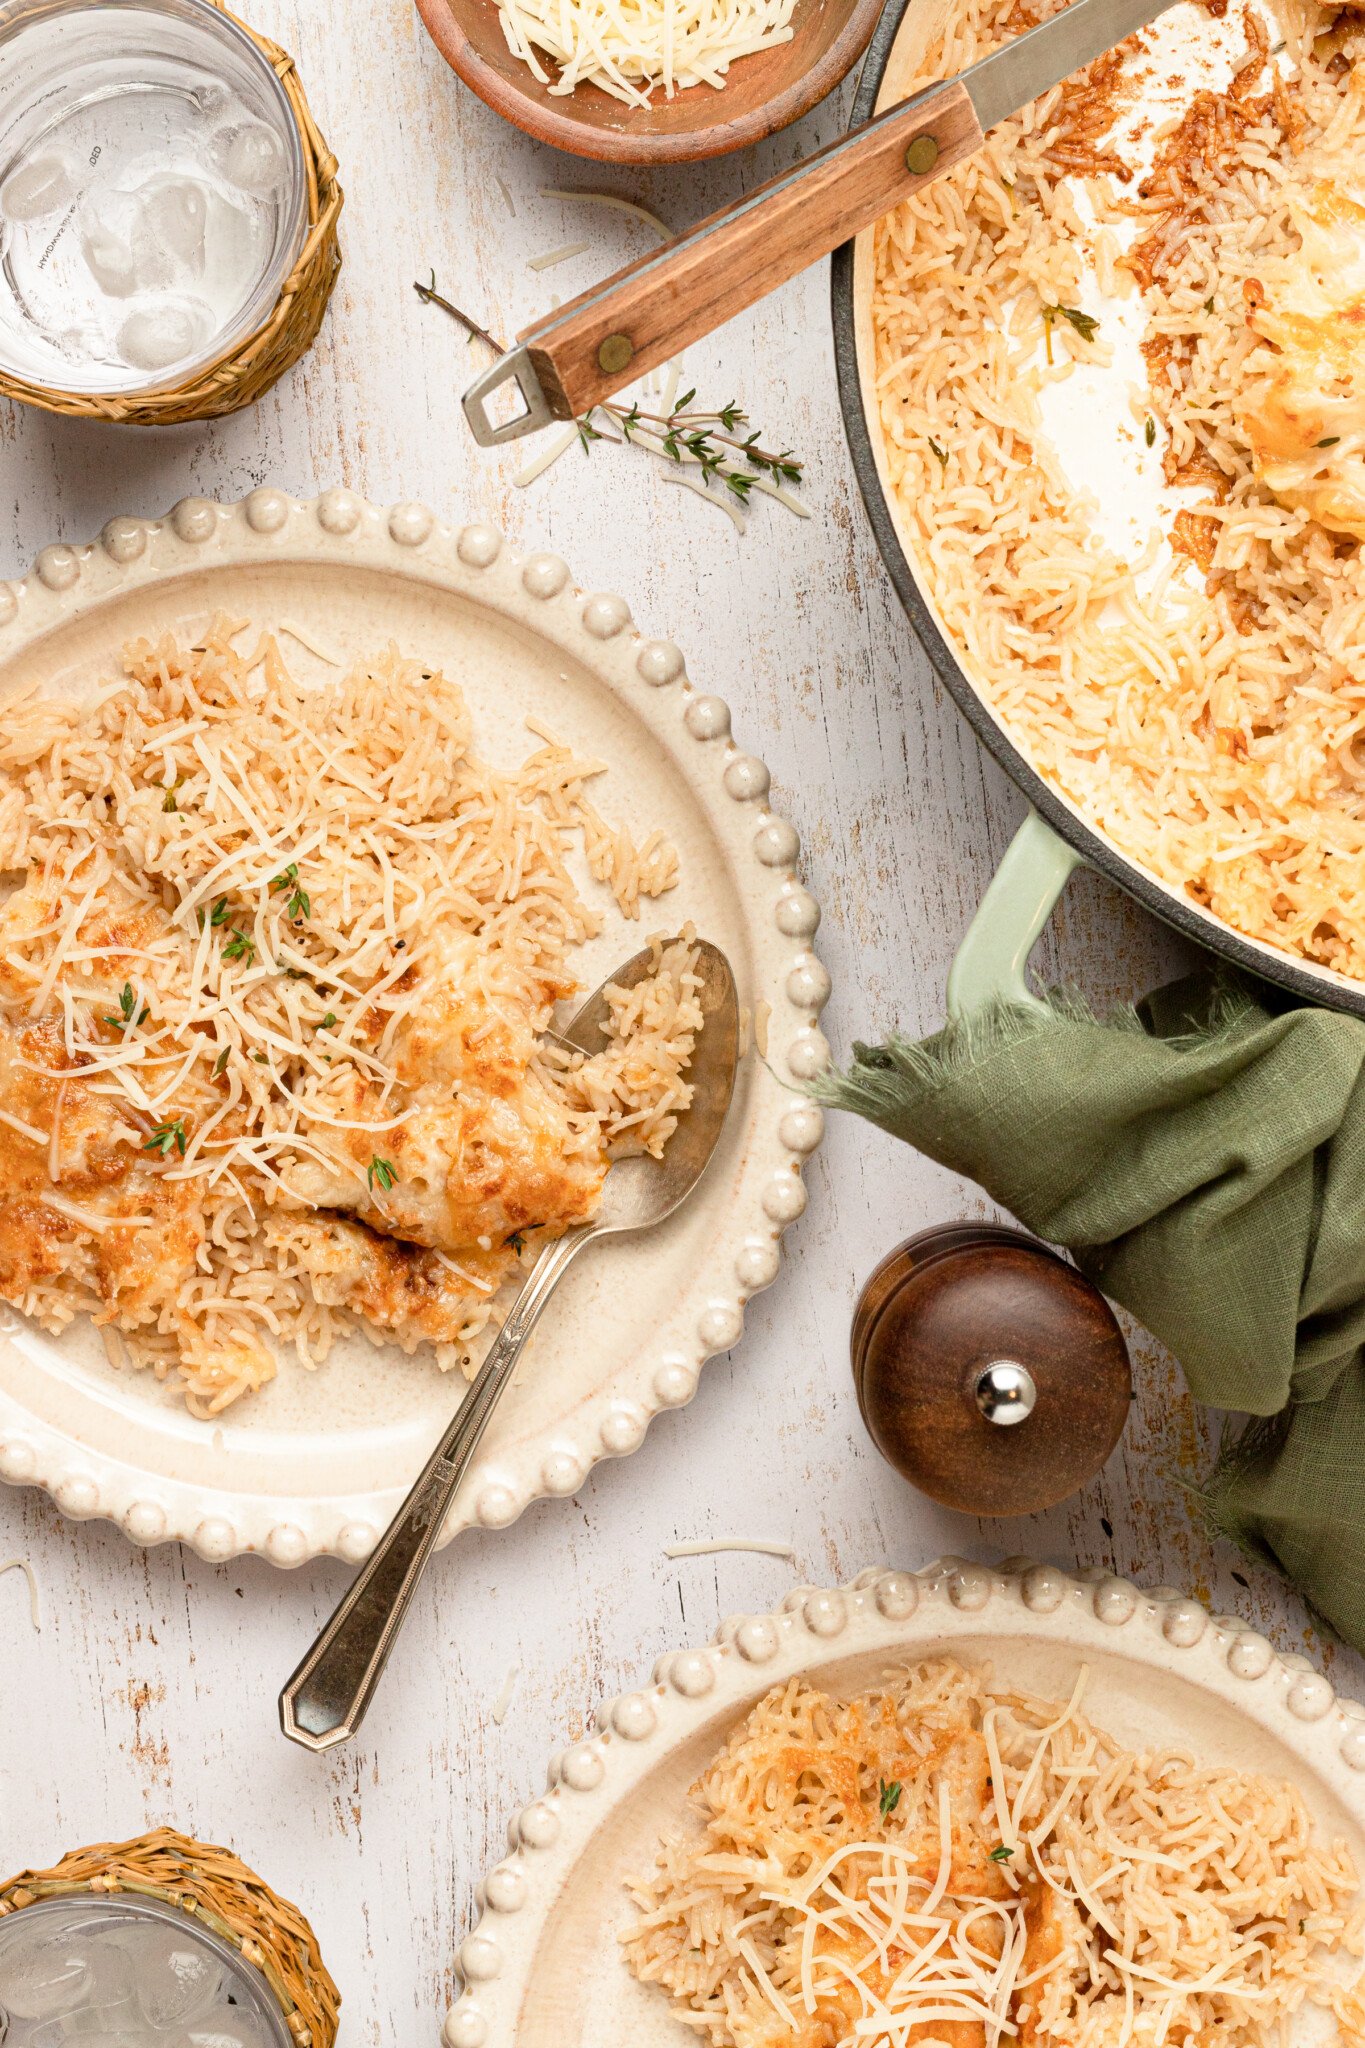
xmin=144 ymin=1117 xmax=187 ymax=1158
xmin=414 ymin=274 xmax=805 ymax=513
xmin=1041 ymin=301 xmax=1100 ymax=365
xmin=103 ymin=982 xmax=149 ymax=1032
xmin=270 ymin=862 xmax=310 ymax=921
xmin=367 ymin=1156 xmax=397 ymax=1195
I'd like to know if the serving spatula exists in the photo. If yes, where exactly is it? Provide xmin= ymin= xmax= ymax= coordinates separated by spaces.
xmin=462 ymin=0 xmax=1178 ymax=445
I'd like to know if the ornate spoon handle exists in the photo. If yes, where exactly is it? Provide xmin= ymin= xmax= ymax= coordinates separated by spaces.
xmin=279 ymin=1230 xmax=590 ymax=1751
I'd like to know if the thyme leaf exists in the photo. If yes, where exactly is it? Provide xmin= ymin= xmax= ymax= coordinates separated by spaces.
xmin=103 ymin=982 xmax=149 ymax=1031
xmin=415 ymin=278 xmax=806 ymax=523
xmin=879 ymin=1779 xmax=902 ymax=1820
xmin=367 ymin=1156 xmax=397 ymax=1194
xmin=143 ymin=1117 xmax=187 ymax=1158
xmin=270 ymin=862 xmax=310 ymax=920
xmin=1041 ymin=302 xmax=1099 ymax=364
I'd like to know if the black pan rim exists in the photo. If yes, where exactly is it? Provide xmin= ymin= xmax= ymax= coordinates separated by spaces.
xmin=830 ymin=0 xmax=1365 ymax=1019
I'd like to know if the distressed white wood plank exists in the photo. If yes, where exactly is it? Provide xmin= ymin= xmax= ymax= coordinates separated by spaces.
xmin=0 ymin=3 xmax=1350 ymax=2043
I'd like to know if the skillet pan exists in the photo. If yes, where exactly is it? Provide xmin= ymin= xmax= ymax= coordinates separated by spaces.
xmin=830 ymin=0 xmax=1365 ymax=1021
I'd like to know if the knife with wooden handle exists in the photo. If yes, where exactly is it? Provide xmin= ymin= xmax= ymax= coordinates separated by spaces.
xmin=462 ymin=0 xmax=1177 ymax=445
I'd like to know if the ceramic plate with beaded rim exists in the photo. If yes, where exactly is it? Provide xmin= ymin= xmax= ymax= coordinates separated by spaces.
xmin=0 ymin=488 xmax=828 ymax=1567
xmin=444 ymin=1555 xmax=1365 ymax=2048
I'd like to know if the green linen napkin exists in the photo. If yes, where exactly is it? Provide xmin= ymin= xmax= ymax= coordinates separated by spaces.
xmin=814 ymin=971 xmax=1365 ymax=1648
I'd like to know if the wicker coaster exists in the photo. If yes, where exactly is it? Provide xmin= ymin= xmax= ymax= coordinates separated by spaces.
xmin=0 ymin=1 xmax=343 ymax=426
xmin=0 ymin=1826 xmax=341 ymax=2046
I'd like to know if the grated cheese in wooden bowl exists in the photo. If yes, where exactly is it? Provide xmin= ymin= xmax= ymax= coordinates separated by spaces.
xmin=498 ymin=0 xmax=797 ymax=105
xmin=623 ymin=1654 xmax=1365 ymax=2047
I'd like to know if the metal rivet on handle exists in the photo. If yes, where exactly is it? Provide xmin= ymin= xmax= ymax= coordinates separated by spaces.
xmin=597 ymin=333 xmax=634 ymax=375
xmin=905 ymin=134 xmax=940 ymax=175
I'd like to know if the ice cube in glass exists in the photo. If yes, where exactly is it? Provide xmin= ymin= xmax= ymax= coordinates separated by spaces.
xmin=116 ymin=295 xmax=214 ymax=372
xmin=136 ymin=173 xmax=209 ymax=277
xmin=117 ymin=1921 xmax=221 ymax=2031
xmin=78 ymin=189 xmax=145 ymax=298
xmin=175 ymin=2013 xmax=268 ymax=2048
xmin=0 ymin=148 xmax=76 ymax=221
xmin=0 ymin=1931 xmax=93 ymax=2020
xmin=210 ymin=121 xmax=285 ymax=196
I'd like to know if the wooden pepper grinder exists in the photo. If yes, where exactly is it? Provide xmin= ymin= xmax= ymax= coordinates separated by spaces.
xmin=852 ymin=1224 xmax=1132 ymax=1516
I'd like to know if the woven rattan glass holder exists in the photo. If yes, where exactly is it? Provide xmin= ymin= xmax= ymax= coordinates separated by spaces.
xmin=0 ymin=0 xmax=342 ymax=426
xmin=0 ymin=1826 xmax=341 ymax=2046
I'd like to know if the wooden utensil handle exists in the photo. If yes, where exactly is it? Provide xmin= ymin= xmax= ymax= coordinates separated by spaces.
xmin=463 ymin=79 xmax=980 ymax=441
xmin=527 ymin=79 xmax=978 ymax=417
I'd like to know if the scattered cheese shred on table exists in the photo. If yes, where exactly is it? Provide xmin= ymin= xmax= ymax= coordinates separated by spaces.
xmin=539 ymin=190 xmax=673 ymax=241
xmin=0 ymin=1557 xmax=40 ymax=1632
xmin=514 ymin=422 xmax=581 ymax=489
xmin=662 ymin=470 xmax=745 ymax=530
xmin=663 ymin=1538 xmax=797 ymax=1560
xmin=491 ymin=1664 xmax=520 ymax=1725
xmin=499 ymin=0 xmax=795 ymax=108
xmin=527 ymin=240 xmax=592 ymax=272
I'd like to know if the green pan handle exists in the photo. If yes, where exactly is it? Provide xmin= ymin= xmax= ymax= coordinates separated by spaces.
xmin=946 ymin=810 xmax=1083 ymax=1020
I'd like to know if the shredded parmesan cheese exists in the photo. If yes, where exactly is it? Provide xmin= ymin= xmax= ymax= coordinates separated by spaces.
xmin=0 ymin=1556 xmax=40 ymax=1632
xmin=539 ymin=189 xmax=672 ymax=238
xmin=624 ymin=1655 xmax=1365 ymax=2048
xmin=274 ymin=621 xmax=343 ymax=667
xmin=514 ymin=421 xmax=581 ymax=488
xmin=662 ymin=470 xmax=745 ymax=530
xmin=505 ymin=0 xmax=797 ymax=107
xmin=663 ymin=1538 xmax=797 ymax=1561
xmin=491 ymin=1664 xmax=520 ymax=1726
xmin=527 ymin=239 xmax=591 ymax=271
xmin=0 ymin=622 xmax=699 ymax=1415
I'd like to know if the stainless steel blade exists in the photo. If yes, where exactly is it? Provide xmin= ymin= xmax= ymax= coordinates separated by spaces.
xmin=963 ymin=0 xmax=1180 ymax=131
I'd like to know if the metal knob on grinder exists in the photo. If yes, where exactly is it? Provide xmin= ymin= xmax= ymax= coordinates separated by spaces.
xmin=851 ymin=1224 xmax=1132 ymax=1517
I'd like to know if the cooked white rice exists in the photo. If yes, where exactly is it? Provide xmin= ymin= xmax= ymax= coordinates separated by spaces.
xmin=872 ymin=0 xmax=1365 ymax=979
xmin=0 ymin=618 xmax=699 ymax=1413
xmin=624 ymin=1654 xmax=1365 ymax=2046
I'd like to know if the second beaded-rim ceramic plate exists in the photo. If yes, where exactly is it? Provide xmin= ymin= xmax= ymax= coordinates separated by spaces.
xmin=444 ymin=1557 xmax=1365 ymax=2047
xmin=0 ymin=489 xmax=828 ymax=1565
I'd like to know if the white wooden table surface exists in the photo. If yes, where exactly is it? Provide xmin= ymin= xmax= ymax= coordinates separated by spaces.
xmin=0 ymin=5 xmax=1352 ymax=2041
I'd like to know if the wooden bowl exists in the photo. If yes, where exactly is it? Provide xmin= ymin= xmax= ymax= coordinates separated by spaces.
xmin=414 ymin=0 xmax=882 ymax=163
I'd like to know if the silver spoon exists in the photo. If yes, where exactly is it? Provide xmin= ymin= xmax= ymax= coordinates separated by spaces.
xmin=279 ymin=936 xmax=740 ymax=1751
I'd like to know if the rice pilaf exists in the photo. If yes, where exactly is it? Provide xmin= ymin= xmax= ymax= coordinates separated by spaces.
xmin=871 ymin=0 xmax=1365 ymax=978
xmin=624 ymin=1654 xmax=1365 ymax=2045
xmin=0 ymin=618 xmax=700 ymax=1414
